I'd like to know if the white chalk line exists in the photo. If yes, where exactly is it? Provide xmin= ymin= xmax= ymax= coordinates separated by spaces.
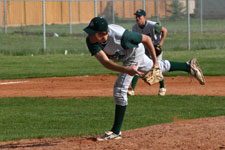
xmin=0 ymin=81 xmax=28 ymax=85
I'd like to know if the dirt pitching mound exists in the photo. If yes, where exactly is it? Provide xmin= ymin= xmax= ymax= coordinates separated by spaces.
xmin=0 ymin=75 xmax=225 ymax=150
xmin=0 ymin=116 xmax=225 ymax=150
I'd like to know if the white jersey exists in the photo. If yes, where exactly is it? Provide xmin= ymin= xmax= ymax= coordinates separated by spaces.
xmin=103 ymin=24 xmax=141 ymax=62
xmin=132 ymin=20 xmax=161 ymax=45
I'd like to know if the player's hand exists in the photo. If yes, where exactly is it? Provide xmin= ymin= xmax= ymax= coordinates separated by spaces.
xmin=126 ymin=63 xmax=144 ymax=76
xmin=153 ymin=57 xmax=159 ymax=69
xmin=155 ymin=46 xmax=161 ymax=51
xmin=154 ymin=63 xmax=159 ymax=69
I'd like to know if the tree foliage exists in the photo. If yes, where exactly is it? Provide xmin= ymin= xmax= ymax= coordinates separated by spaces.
xmin=167 ymin=0 xmax=186 ymax=21
xmin=98 ymin=2 xmax=119 ymax=23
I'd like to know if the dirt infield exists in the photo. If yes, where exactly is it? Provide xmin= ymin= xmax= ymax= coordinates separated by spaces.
xmin=0 ymin=75 xmax=225 ymax=98
xmin=0 ymin=75 xmax=225 ymax=150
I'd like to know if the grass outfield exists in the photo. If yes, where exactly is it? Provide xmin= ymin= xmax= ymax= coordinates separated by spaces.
xmin=0 ymin=95 xmax=225 ymax=141
xmin=0 ymin=49 xmax=224 ymax=80
xmin=4 ymin=18 xmax=225 ymax=34
xmin=0 ymin=30 xmax=225 ymax=142
xmin=1 ymin=32 xmax=224 ymax=56
xmin=1 ymin=18 xmax=225 ymax=55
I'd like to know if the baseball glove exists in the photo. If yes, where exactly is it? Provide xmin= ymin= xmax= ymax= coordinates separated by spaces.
xmin=142 ymin=67 xmax=162 ymax=86
xmin=154 ymin=44 xmax=162 ymax=56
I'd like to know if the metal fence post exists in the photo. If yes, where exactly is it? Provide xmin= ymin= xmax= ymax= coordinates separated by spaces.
xmin=112 ymin=0 xmax=115 ymax=24
xmin=43 ymin=0 xmax=46 ymax=52
xmin=164 ymin=0 xmax=167 ymax=18
xmin=142 ymin=0 xmax=146 ymax=11
xmin=187 ymin=0 xmax=191 ymax=50
xmin=157 ymin=0 xmax=160 ymax=23
xmin=0 ymin=0 xmax=1 ymax=32
xmin=3 ymin=0 xmax=7 ymax=33
xmin=94 ymin=0 xmax=97 ymax=17
xmin=200 ymin=0 xmax=203 ymax=32
xmin=69 ymin=0 xmax=72 ymax=34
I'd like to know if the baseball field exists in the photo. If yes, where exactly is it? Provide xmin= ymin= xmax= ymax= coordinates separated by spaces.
xmin=0 ymin=50 xmax=225 ymax=149
xmin=0 ymin=22 xmax=225 ymax=149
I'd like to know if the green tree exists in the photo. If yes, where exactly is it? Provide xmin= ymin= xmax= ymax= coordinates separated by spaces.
xmin=98 ymin=2 xmax=119 ymax=23
xmin=167 ymin=0 xmax=186 ymax=21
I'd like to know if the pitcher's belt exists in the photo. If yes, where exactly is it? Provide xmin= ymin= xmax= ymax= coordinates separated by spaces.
xmin=107 ymin=53 xmax=125 ymax=60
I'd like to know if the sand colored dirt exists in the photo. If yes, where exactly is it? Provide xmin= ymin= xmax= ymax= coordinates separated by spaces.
xmin=0 ymin=75 xmax=225 ymax=150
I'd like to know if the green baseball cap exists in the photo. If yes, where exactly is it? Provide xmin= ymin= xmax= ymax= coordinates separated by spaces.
xmin=134 ymin=9 xmax=146 ymax=16
xmin=83 ymin=17 xmax=108 ymax=35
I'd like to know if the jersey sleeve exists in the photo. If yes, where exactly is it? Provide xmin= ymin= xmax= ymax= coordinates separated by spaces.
xmin=121 ymin=30 xmax=142 ymax=49
xmin=154 ymin=23 xmax=162 ymax=34
xmin=86 ymin=37 xmax=102 ymax=56
xmin=132 ymin=24 xmax=136 ymax=32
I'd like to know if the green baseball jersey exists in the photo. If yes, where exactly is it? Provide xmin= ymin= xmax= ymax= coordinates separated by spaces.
xmin=132 ymin=20 xmax=162 ymax=45
xmin=86 ymin=24 xmax=142 ymax=62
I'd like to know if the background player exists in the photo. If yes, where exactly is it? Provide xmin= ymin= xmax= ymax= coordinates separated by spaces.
xmin=128 ymin=9 xmax=167 ymax=96
xmin=83 ymin=17 xmax=205 ymax=141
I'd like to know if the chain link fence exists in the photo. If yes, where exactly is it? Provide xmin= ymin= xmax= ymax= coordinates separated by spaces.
xmin=0 ymin=0 xmax=225 ymax=55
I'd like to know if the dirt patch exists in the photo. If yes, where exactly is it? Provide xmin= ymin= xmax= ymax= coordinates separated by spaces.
xmin=0 ymin=75 xmax=225 ymax=150
xmin=0 ymin=75 xmax=225 ymax=98
xmin=0 ymin=117 xmax=225 ymax=150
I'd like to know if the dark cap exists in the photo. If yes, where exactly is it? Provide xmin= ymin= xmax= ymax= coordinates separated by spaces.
xmin=134 ymin=9 xmax=146 ymax=16
xmin=83 ymin=17 xmax=108 ymax=35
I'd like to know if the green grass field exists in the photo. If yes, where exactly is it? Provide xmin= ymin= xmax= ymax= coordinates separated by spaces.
xmin=0 ymin=49 xmax=224 ymax=80
xmin=0 ymin=18 xmax=225 ymax=142
xmin=1 ymin=31 xmax=224 ymax=56
xmin=0 ymin=48 xmax=224 ymax=142
xmin=1 ymin=18 xmax=225 ymax=55
xmin=0 ymin=96 xmax=225 ymax=141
